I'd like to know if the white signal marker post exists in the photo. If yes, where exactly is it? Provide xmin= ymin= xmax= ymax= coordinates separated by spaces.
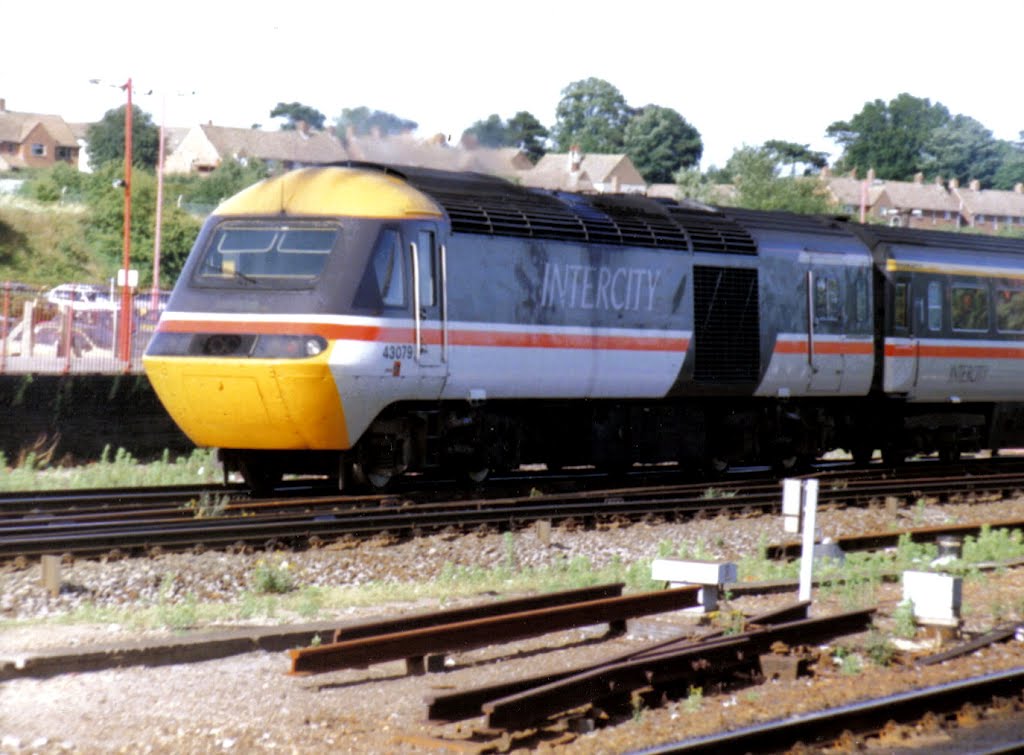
xmin=782 ymin=478 xmax=820 ymax=602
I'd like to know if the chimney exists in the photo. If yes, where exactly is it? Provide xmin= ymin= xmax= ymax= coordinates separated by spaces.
xmin=820 ymin=165 xmax=831 ymax=178
xmin=949 ymin=178 xmax=960 ymax=189
xmin=867 ymin=168 xmax=876 ymax=182
xmin=568 ymin=144 xmax=582 ymax=173
xmin=295 ymin=119 xmax=309 ymax=135
xmin=913 ymin=172 xmax=924 ymax=184
xmin=1015 ymin=183 xmax=1024 ymax=194
xmin=0 ymin=98 xmax=5 ymax=112
xmin=969 ymin=179 xmax=980 ymax=191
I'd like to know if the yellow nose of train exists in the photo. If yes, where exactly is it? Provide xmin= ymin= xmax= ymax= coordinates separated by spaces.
xmin=143 ymin=346 xmax=350 ymax=450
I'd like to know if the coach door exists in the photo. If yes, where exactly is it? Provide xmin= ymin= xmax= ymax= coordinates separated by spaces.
xmin=884 ymin=275 xmax=919 ymax=393
xmin=410 ymin=227 xmax=448 ymax=387
xmin=807 ymin=268 xmax=843 ymax=391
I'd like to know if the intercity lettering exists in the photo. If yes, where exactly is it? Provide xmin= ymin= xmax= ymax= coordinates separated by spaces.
xmin=540 ymin=262 xmax=662 ymax=312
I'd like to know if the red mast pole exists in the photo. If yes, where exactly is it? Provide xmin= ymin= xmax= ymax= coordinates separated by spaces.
xmin=118 ymin=78 xmax=133 ymax=363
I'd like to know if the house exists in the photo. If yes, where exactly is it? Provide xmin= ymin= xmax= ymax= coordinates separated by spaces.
xmin=870 ymin=173 xmax=964 ymax=229
xmin=0 ymin=99 xmax=80 ymax=171
xmin=524 ymin=148 xmax=647 ymax=194
xmin=163 ymin=122 xmax=348 ymax=174
xmin=951 ymin=179 xmax=1024 ymax=232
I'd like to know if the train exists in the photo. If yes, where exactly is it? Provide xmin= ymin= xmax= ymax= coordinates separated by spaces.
xmin=142 ymin=163 xmax=1024 ymax=492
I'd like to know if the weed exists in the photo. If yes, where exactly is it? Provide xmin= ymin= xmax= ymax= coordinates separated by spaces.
xmin=251 ymin=558 xmax=295 ymax=594
xmin=838 ymin=652 xmax=863 ymax=675
xmin=297 ymin=586 xmax=324 ymax=619
xmin=189 ymin=491 xmax=229 ymax=519
xmin=893 ymin=599 xmax=917 ymax=639
xmin=682 ymin=686 xmax=703 ymax=713
xmin=864 ymin=631 xmax=896 ymax=666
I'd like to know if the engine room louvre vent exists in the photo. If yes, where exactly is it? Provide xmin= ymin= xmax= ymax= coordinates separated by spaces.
xmin=382 ymin=164 xmax=759 ymax=254
xmin=664 ymin=207 xmax=759 ymax=254
xmin=692 ymin=266 xmax=760 ymax=383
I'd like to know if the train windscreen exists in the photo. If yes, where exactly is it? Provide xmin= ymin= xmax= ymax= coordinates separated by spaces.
xmin=193 ymin=221 xmax=339 ymax=288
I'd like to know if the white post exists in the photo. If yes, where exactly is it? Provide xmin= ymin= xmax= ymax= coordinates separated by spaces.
xmin=798 ymin=479 xmax=819 ymax=601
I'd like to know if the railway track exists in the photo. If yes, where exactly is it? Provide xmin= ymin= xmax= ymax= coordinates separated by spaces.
xmin=4 ymin=460 xmax=1024 ymax=560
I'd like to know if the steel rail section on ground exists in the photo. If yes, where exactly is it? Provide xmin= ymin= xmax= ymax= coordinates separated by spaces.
xmin=639 ymin=666 xmax=1024 ymax=754
xmin=288 ymin=587 xmax=702 ymax=676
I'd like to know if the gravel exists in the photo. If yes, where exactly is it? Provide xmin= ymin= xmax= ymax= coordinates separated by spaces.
xmin=2 ymin=494 xmax=1024 ymax=752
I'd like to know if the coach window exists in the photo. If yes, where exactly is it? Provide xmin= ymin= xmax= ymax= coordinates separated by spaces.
xmin=927 ymin=281 xmax=943 ymax=331
xmin=854 ymin=278 xmax=868 ymax=325
xmin=951 ymin=284 xmax=989 ymax=332
xmin=814 ymin=275 xmax=840 ymax=322
xmin=372 ymin=229 xmax=405 ymax=307
xmin=893 ymin=282 xmax=908 ymax=329
xmin=997 ymin=288 xmax=1024 ymax=333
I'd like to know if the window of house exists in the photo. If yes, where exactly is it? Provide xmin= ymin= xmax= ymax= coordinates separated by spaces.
xmin=31 ymin=143 xmax=45 ymax=157
xmin=56 ymin=146 xmax=73 ymax=161
xmin=927 ymin=281 xmax=942 ymax=331
xmin=996 ymin=288 xmax=1024 ymax=333
xmin=893 ymin=282 xmax=908 ymax=329
xmin=951 ymin=284 xmax=989 ymax=332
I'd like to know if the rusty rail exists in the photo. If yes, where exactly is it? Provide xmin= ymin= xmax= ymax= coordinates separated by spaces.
xmin=288 ymin=586 xmax=701 ymax=676
xmin=477 ymin=607 xmax=875 ymax=732
xmin=426 ymin=600 xmax=812 ymax=723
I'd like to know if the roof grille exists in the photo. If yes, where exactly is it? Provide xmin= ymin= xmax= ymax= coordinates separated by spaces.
xmin=370 ymin=163 xmax=758 ymax=254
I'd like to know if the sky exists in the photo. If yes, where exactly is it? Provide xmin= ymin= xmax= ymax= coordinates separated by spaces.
xmin=3 ymin=0 xmax=1022 ymax=170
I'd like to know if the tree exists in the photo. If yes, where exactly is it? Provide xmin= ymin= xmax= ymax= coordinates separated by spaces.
xmin=826 ymin=93 xmax=951 ymax=180
xmin=762 ymin=140 xmax=828 ymax=176
xmin=992 ymin=134 xmax=1024 ymax=190
xmin=551 ymin=78 xmax=632 ymax=153
xmin=724 ymin=146 xmax=832 ymax=213
xmin=505 ymin=111 xmax=549 ymax=162
xmin=924 ymin=115 xmax=1003 ymax=187
xmin=623 ymin=105 xmax=702 ymax=183
xmin=85 ymin=105 xmax=161 ymax=170
xmin=175 ymin=158 xmax=269 ymax=207
xmin=674 ymin=167 xmax=717 ymax=204
xmin=335 ymin=107 xmax=417 ymax=139
xmin=462 ymin=114 xmax=507 ymax=148
xmin=270 ymin=102 xmax=326 ymax=131
xmin=461 ymin=111 xmax=549 ymax=162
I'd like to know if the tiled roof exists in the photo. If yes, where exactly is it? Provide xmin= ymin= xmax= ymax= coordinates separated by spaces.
xmin=0 ymin=109 xmax=77 ymax=146
xmin=200 ymin=124 xmax=348 ymax=164
xmin=875 ymin=180 xmax=961 ymax=212
xmin=954 ymin=186 xmax=1024 ymax=217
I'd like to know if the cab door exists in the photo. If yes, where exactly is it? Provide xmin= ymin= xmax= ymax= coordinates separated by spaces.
xmin=410 ymin=226 xmax=448 ymax=387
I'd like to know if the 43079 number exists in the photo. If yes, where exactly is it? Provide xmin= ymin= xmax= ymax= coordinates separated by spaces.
xmin=383 ymin=344 xmax=414 ymax=360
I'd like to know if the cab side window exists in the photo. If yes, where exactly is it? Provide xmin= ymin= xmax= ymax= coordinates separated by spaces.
xmin=373 ymin=229 xmax=406 ymax=307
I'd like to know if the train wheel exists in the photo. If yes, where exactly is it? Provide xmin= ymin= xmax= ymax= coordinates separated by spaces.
xmin=882 ymin=446 xmax=904 ymax=467
xmin=240 ymin=460 xmax=282 ymax=497
xmin=851 ymin=445 xmax=874 ymax=466
xmin=704 ymin=457 xmax=730 ymax=479
xmin=462 ymin=466 xmax=490 ymax=485
xmin=348 ymin=462 xmax=393 ymax=492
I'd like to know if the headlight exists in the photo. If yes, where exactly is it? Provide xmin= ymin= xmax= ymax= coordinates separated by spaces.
xmin=251 ymin=334 xmax=328 ymax=359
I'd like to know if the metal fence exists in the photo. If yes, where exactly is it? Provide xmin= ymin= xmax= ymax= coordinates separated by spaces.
xmin=0 ymin=281 xmax=170 ymax=375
